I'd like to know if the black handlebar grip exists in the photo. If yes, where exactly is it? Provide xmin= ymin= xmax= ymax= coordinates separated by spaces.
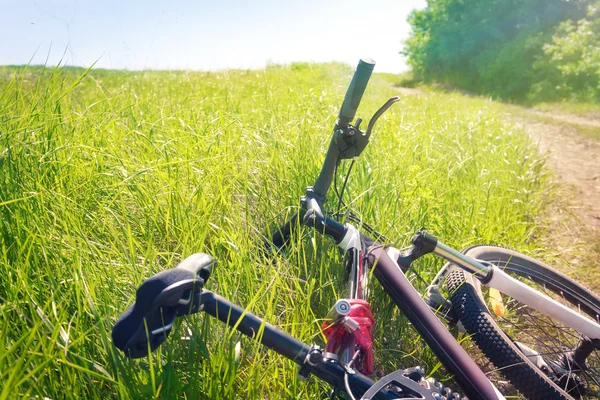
xmin=338 ymin=58 xmax=375 ymax=128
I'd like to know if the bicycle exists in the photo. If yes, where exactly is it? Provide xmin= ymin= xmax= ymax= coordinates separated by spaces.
xmin=112 ymin=59 xmax=600 ymax=399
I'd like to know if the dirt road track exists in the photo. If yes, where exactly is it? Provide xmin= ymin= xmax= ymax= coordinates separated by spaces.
xmin=512 ymin=113 xmax=600 ymax=290
xmin=399 ymin=85 xmax=600 ymax=233
xmin=397 ymin=85 xmax=600 ymax=284
xmin=515 ymin=116 xmax=600 ymax=233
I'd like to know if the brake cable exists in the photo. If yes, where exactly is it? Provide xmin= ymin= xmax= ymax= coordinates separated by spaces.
xmin=333 ymin=158 xmax=355 ymax=216
xmin=343 ymin=350 xmax=362 ymax=400
xmin=330 ymin=96 xmax=431 ymax=292
xmin=333 ymin=162 xmax=431 ymax=289
xmin=333 ymin=157 xmax=387 ymax=241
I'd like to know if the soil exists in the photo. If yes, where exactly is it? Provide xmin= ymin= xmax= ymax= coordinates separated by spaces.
xmin=511 ymin=112 xmax=600 ymax=288
xmin=515 ymin=115 xmax=600 ymax=233
xmin=530 ymin=110 xmax=600 ymax=129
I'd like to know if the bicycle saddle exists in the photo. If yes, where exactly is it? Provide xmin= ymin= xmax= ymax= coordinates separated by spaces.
xmin=112 ymin=253 xmax=216 ymax=358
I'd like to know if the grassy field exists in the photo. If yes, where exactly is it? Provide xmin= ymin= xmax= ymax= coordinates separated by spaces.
xmin=0 ymin=63 xmax=551 ymax=399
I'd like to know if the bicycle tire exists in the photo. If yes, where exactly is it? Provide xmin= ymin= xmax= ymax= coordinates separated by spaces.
xmin=444 ymin=245 xmax=600 ymax=400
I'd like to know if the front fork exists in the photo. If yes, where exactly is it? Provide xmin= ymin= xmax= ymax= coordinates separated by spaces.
xmin=323 ymin=225 xmax=375 ymax=376
xmin=322 ymin=228 xmax=466 ymax=375
xmin=323 ymin=228 xmax=491 ymax=377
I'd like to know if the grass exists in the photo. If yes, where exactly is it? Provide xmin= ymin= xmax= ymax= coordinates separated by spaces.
xmin=396 ymin=82 xmax=600 ymax=141
xmin=0 ymin=63 xmax=552 ymax=399
xmin=375 ymin=71 xmax=421 ymax=88
xmin=534 ymin=101 xmax=600 ymax=119
xmin=501 ymin=103 xmax=600 ymax=141
xmin=530 ymin=113 xmax=600 ymax=141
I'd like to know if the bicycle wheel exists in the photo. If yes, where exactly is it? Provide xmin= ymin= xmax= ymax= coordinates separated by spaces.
xmin=443 ymin=245 xmax=600 ymax=400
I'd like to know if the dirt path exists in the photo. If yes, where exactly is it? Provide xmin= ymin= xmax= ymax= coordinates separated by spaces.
xmin=530 ymin=110 xmax=600 ymax=129
xmin=514 ymin=115 xmax=600 ymax=233
xmin=396 ymin=85 xmax=600 ymax=284
xmin=397 ymin=86 xmax=600 ymax=231
xmin=395 ymin=87 xmax=424 ymax=97
xmin=507 ymin=111 xmax=600 ymax=287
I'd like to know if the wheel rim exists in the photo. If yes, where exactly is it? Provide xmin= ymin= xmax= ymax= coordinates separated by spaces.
xmin=476 ymin=261 xmax=600 ymax=399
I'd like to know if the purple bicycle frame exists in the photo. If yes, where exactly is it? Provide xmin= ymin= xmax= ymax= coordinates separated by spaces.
xmin=366 ymin=245 xmax=501 ymax=400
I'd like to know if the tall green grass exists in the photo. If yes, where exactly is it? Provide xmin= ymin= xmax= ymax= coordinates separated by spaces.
xmin=0 ymin=63 xmax=549 ymax=399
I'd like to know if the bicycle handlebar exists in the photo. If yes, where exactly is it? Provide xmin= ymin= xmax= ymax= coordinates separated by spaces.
xmin=111 ymin=257 xmax=397 ymax=399
xmin=338 ymin=58 xmax=375 ymax=128
xmin=312 ymin=59 xmax=375 ymax=197
xmin=269 ymin=59 xmax=400 ymax=254
xmin=112 ymin=253 xmax=215 ymax=358
xmin=312 ymin=133 xmax=341 ymax=197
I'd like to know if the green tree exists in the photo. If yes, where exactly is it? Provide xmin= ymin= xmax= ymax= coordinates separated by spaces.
xmin=403 ymin=0 xmax=590 ymax=101
xmin=534 ymin=2 xmax=600 ymax=101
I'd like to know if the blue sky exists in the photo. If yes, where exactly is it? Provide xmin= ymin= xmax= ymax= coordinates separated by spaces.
xmin=1 ymin=0 xmax=426 ymax=73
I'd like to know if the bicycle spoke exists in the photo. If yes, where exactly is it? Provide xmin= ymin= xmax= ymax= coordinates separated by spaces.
xmin=479 ymin=260 xmax=600 ymax=397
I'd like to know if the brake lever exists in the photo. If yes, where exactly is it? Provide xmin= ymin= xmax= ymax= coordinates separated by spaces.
xmin=337 ymin=124 xmax=369 ymax=160
xmin=337 ymin=97 xmax=400 ymax=161
xmin=365 ymin=96 xmax=400 ymax=139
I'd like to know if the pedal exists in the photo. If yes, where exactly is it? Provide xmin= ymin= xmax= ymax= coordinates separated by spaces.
xmin=515 ymin=342 xmax=550 ymax=373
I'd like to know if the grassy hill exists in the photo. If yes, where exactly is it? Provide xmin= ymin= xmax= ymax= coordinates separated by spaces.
xmin=0 ymin=63 xmax=550 ymax=399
